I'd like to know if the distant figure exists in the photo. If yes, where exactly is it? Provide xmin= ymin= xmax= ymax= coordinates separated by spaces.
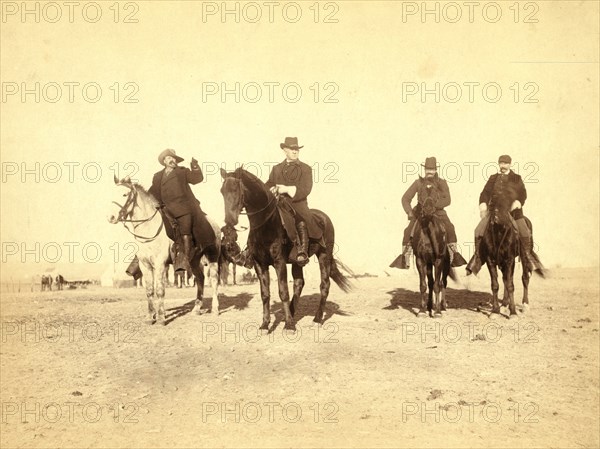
xmin=41 ymin=275 xmax=52 ymax=291
xmin=55 ymin=274 xmax=65 ymax=290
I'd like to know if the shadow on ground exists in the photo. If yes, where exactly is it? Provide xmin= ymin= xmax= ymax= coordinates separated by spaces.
xmin=269 ymin=293 xmax=352 ymax=332
xmin=384 ymin=287 xmax=495 ymax=317
xmin=164 ymin=292 xmax=254 ymax=325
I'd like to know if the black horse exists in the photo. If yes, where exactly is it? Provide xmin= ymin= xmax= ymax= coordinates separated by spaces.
xmin=220 ymin=168 xmax=352 ymax=330
xmin=480 ymin=198 xmax=521 ymax=318
xmin=412 ymin=184 xmax=455 ymax=317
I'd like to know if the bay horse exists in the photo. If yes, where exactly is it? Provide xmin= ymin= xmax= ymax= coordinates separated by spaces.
xmin=480 ymin=198 xmax=521 ymax=318
xmin=412 ymin=183 xmax=455 ymax=317
xmin=220 ymin=168 xmax=353 ymax=331
xmin=108 ymin=176 xmax=221 ymax=325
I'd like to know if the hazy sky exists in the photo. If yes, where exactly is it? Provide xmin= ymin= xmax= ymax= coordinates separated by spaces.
xmin=1 ymin=1 xmax=598 ymax=280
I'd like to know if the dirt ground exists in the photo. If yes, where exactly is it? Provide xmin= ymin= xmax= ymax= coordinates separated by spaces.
xmin=1 ymin=266 xmax=598 ymax=449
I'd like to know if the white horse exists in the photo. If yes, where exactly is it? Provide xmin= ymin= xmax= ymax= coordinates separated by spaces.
xmin=108 ymin=177 xmax=221 ymax=325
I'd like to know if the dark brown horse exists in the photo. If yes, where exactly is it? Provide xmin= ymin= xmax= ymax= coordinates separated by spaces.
xmin=480 ymin=197 xmax=520 ymax=318
xmin=412 ymin=183 xmax=455 ymax=317
xmin=220 ymin=168 xmax=352 ymax=331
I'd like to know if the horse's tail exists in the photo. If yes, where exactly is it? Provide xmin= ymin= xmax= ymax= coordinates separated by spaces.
xmin=330 ymin=258 xmax=354 ymax=293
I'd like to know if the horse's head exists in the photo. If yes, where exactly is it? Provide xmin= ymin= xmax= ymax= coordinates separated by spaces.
xmin=220 ymin=168 xmax=245 ymax=227
xmin=108 ymin=175 xmax=138 ymax=224
xmin=489 ymin=195 xmax=513 ymax=226
xmin=220 ymin=167 xmax=272 ymax=227
xmin=418 ymin=180 xmax=439 ymax=222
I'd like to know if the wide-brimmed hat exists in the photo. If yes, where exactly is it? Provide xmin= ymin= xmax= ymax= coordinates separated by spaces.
xmin=421 ymin=157 xmax=439 ymax=170
xmin=498 ymin=154 xmax=512 ymax=164
xmin=158 ymin=149 xmax=184 ymax=166
xmin=280 ymin=137 xmax=304 ymax=150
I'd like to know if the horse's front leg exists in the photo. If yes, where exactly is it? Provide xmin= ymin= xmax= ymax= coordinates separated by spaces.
xmin=432 ymin=259 xmax=443 ymax=318
xmin=155 ymin=263 xmax=167 ymax=325
xmin=427 ymin=264 xmax=434 ymax=315
xmin=141 ymin=261 xmax=156 ymax=324
xmin=207 ymin=262 xmax=220 ymax=314
xmin=192 ymin=260 xmax=206 ymax=315
xmin=290 ymin=263 xmax=305 ymax=319
xmin=521 ymin=265 xmax=530 ymax=313
xmin=416 ymin=258 xmax=428 ymax=317
xmin=274 ymin=261 xmax=295 ymax=331
xmin=254 ymin=264 xmax=271 ymax=330
xmin=487 ymin=262 xmax=501 ymax=316
xmin=503 ymin=261 xmax=517 ymax=318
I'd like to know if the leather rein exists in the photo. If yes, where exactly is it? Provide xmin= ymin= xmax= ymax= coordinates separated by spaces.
xmin=113 ymin=187 xmax=164 ymax=243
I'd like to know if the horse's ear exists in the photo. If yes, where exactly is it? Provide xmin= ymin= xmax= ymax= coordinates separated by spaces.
xmin=220 ymin=168 xmax=228 ymax=179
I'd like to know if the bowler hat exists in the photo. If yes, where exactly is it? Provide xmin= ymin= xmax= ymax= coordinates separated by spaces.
xmin=158 ymin=149 xmax=184 ymax=166
xmin=421 ymin=157 xmax=439 ymax=170
xmin=280 ymin=137 xmax=304 ymax=150
xmin=498 ymin=154 xmax=512 ymax=164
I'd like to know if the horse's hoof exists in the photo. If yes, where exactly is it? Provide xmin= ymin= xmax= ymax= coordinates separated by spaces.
xmin=156 ymin=316 xmax=166 ymax=326
xmin=259 ymin=323 xmax=269 ymax=331
xmin=433 ymin=312 xmax=443 ymax=319
xmin=313 ymin=317 xmax=323 ymax=325
xmin=416 ymin=311 xmax=427 ymax=318
xmin=284 ymin=324 xmax=297 ymax=332
xmin=145 ymin=319 xmax=155 ymax=325
xmin=521 ymin=304 xmax=529 ymax=314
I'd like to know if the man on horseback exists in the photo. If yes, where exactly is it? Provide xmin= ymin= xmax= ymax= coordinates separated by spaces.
xmin=392 ymin=157 xmax=466 ymax=269
xmin=265 ymin=137 xmax=323 ymax=267
xmin=148 ymin=149 xmax=217 ymax=272
xmin=465 ymin=154 xmax=544 ymax=276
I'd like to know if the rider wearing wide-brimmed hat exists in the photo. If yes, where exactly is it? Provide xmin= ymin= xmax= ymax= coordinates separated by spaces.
xmin=265 ymin=137 xmax=323 ymax=266
xmin=148 ymin=149 xmax=217 ymax=272
xmin=466 ymin=154 xmax=545 ymax=276
xmin=391 ymin=157 xmax=466 ymax=269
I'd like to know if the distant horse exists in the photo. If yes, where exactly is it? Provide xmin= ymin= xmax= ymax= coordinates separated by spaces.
xmin=108 ymin=177 xmax=221 ymax=325
xmin=480 ymin=198 xmax=521 ymax=318
xmin=41 ymin=275 xmax=53 ymax=291
xmin=412 ymin=184 xmax=455 ymax=317
xmin=220 ymin=168 xmax=353 ymax=331
xmin=55 ymin=274 xmax=65 ymax=290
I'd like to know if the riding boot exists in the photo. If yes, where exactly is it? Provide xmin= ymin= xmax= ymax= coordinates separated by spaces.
xmin=466 ymin=237 xmax=483 ymax=275
xmin=174 ymin=235 xmax=193 ymax=273
xmin=448 ymin=243 xmax=467 ymax=267
xmin=295 ymin=221 xmax=310 ymax=267
xmin=520 ymin=236 xmax=545 ymax=276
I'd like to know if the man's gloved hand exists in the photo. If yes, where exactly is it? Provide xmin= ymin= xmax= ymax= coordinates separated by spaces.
xmin=510 ymin=200 xmax=522 ymax=211
xmin=407 ymin=211 xmax=414 ymax=221
xmin=479 ymin=203 xmax=488 ymax=219
xmin=269 ymin=185 xmax=279 ymax=195
xmin=190 ymin=157 xmax=200 ymax=170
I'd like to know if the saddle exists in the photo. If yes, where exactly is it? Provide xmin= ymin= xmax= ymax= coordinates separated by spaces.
xmin=275 ymin=199 xmax=326 ymax=246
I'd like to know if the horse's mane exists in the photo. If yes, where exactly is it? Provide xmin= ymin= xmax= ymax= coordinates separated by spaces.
xmin=119 ymin=180 xmax=159 ymax=207
xmin=233 ymin=168 xmax=270 ymax=195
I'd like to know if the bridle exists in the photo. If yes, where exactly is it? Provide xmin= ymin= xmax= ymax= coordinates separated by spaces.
xmin=226 ymin=176 xmax=278 ymax=232
xmin=112 ymin=185 xmax=164 ymax=243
